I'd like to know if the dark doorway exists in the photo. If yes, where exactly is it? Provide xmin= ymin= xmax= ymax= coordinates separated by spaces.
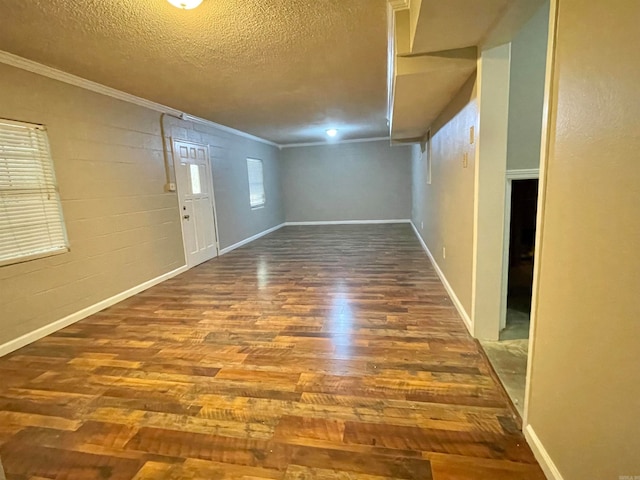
xmin=503 ymin=178 xmax=539 ymax=340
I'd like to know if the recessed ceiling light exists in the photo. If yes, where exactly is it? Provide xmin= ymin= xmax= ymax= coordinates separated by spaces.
xmin=167 ymin=0 xmax=203 ymax=9
xmin=326 ymin=129 xmax=338 ymax=138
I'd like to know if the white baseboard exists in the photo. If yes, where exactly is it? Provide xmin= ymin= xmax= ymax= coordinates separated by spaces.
xmin=219 ymin=220 xmax=410 ymax=253
xmin=524 ymin=424 xmax=564 ymax=480
xmin=284 ymin=219 xmax=411 ymax=226
xmin=219 ymin=223 xmax=285 ymax=255
xmin=410 ymin=221 xmax=473 ymax=334
xmin=0 ymin=265 xmax=188 ymax=357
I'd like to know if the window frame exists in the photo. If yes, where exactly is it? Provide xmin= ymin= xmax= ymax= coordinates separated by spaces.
xmin=246 ymin=158 xmax=266 ymax=209
xmin=0 ymin=118 xmax=69 ymax=267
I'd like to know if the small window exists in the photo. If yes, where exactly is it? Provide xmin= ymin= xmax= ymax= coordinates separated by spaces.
xmin=189 ymin=163 xmax=202 ymax=195
xmin=246 ymin=158 xmax=265 ymax=208
xmin=0 ymin=118 xmax=69 ymax=267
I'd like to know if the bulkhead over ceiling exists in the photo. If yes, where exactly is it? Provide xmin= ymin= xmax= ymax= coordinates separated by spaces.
xmin=0 ymin=0 xmax=389 ymax=144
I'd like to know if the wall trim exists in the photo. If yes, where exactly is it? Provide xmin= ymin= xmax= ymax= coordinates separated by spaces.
xmin=388 ymin=0 xmax=410 ymax=11
xmin=219 ymin=220 xmax=412 ymax=254
xmin=219 ymin=223 xmax=285 ymax=255
xmin=410 ymin=222 xmax=473 ymax=334
xmin=0 ymin=50 xmax=278 ymax=148
xmin=0 ymin=265 xmax=188 ymax=358
xmin=179 ymin=114 xmax=279 ymax=147
xmin=524 ymin=425 xmax=565 ymax=480
xmin=524 ymin=0 xmax=559 ymax=428
xmin=506 ymin=168 xmax=540 ymax=179
xmin=280 ymin=136 xmax=391 ymax=149
xmin=284 ymin=219 xmax=411 ymax=226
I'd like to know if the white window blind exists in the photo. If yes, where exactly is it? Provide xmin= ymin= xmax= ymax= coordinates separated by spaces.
xmin=0 ymin=118 xmax=69 ymax=267
xmin=247 ymin=158 xmax=265 ymax=208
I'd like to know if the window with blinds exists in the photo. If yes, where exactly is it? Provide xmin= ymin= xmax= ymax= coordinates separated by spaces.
xmin=247 ymin=158 xmax=266 ymax=208
xmin=0 ymin=118 xmax=69 ymax=267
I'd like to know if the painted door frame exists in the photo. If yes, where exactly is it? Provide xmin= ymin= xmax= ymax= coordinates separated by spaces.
xmin=523 ymin=0 xmax=559 ymax=437
xmin=171 ymin=138 xmax=221 ymax=268
xmin=499 ymin=169 xmax=540 ymax=331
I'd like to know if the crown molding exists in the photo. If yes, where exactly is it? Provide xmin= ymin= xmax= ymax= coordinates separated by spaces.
xmin=0 ymin=50 xmax=278 ymax=148
xmin=179 ymin=114 xmax=279 ymax=147
xmin=390 ymin=137 xmax=423 ymax=145
xmin=280 ymin=136 xmax=391 ymax=149
xmin=389 ymin=0 xmax=410 ymax=11
xmin=0 ymin=50 xmax=182 ymax=116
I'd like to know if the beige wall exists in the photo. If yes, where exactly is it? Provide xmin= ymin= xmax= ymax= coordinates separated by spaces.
xmin=506 ymin=1 xmax=549 ymax=171
xmin=408 ymin=0 xmax=423 ymax=50
xmin=412 ymin=75 xmax=477 ymax=316
xmin=0 ymin=63 xmax=284 ymax=348
xmin=527 ymin=0 xmax=640 ymax=478
xmin=472 ymin=43 xmax=512 ymax=340
xmin=281 ymin=141 xmax=412 ymax=223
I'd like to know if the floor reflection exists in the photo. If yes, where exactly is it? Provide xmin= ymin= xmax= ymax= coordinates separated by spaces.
xmin=256 ymin=256 xmax=268 ymax=289
xmin=329 ymin=281 xmax=353 ymax=360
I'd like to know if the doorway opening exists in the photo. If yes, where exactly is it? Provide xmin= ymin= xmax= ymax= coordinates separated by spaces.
xmin=173 ymin=139 xmax=220 ymax=269
xmin=503 ymin=178 xmax=538 ymax=341
xmin=482 ymin=175 xmax=539 ymax=416
xmin=476 ymin=0 xmax=551 ymax=423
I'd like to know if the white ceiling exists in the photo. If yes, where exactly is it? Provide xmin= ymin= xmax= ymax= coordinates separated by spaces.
xmin=0 ymin=0 xmax=390 ymax=145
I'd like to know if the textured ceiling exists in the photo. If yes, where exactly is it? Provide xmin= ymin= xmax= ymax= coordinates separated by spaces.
xmin=0 ymin=0 xmax=389 ymax=144
xmin=410 ymin=0 xmax=511 ymax=53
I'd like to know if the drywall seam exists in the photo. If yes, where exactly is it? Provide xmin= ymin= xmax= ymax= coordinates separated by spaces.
xmin=219 ymin=223 xmax=285 ymax=255
xmin=0 ymin=265 xmax=189 ymax=357
xmin=410 ymin=221 xmax=473 ymax=334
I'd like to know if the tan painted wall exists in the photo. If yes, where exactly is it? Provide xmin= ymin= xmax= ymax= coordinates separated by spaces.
xmin=408 ymin=0 xmax=423 ymax=51
xmin=527 ymin=0 xmax=640 ymax=477
xmin=472 ymin=42 xmax=512 ymax=340
xmin=282 ymin=141 xmax=412 ymax=223
xmin=0 ymin=63 xmax=284 ymax=347
xmin=411 ymin=75 xmax=477 ymax=316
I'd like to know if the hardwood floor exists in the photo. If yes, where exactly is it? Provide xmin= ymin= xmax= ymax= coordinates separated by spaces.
xmin=0 ymin=225 xmax=545 ymax=479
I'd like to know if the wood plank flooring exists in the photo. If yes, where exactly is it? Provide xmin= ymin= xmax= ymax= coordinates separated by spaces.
xmin=0 ymin=225 xmax=545 ymax=479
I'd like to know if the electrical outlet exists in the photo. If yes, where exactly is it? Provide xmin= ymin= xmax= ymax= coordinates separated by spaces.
xmin=442 ymin=246 xmax=446 ymax=259
xmin=469 ymin=126 xmax=475 ymax=144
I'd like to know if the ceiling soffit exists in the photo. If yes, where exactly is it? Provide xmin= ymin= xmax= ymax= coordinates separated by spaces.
xmin=388 ymin=0 xmax=545 ymax=142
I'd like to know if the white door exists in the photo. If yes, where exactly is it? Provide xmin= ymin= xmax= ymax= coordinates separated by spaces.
xmin=173 ymin=140 xmax=219 ymax=268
